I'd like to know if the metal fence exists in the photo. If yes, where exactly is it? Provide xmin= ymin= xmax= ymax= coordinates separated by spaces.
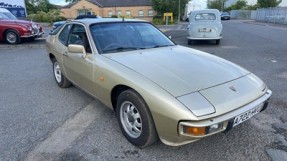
xmin=230 ymin=10 xmax=256 ymax=20
xmin=256 ymin=7 xmax=287 ymax=25
xmin=230 ymin=8 xmax=287 ymax=25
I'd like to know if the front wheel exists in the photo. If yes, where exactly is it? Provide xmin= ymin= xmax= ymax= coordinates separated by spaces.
xmin=5 ymin=30 xmax=21 ymax=44
xmin=52 ymin=58 xmax=72 ymax=88
xmin=116 ymin=90 xmax=158 ymax=147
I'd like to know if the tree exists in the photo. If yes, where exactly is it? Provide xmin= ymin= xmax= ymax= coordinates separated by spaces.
xmin=25 ymin=0 xmax=57 ymax=14
xmin=224 ymin=0 xmax=247 ymax=11
xmin=151 ymin=0 xmax=188 ymax=18
xmin=257 ymin=0 xmax=282 ymax=8
xmin=207 ymin=0 xmax=227 ymax=11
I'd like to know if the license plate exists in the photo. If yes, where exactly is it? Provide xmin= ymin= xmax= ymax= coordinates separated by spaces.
xmin=199 ymin=28 xmax=211 ymax=32
xmin=233 ymin=103 xmax=263 ymax=127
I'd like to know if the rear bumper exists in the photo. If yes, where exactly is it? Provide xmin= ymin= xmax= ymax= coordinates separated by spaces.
xmin=187 ymin=36 xmax=222 ymax=40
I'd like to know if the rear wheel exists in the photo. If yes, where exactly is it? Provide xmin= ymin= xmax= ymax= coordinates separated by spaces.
xmin=216 ymin=39 xmax=220 ymax=45
xmin=116 ymin=90 xmax=158 ymax=147
xmin=188 ymin=39 xmax=192 ymax=45
xmin=5 ymin=30 xmax=20 ymax=44
xmin=52 ymin=58 xmax=72 ymax=88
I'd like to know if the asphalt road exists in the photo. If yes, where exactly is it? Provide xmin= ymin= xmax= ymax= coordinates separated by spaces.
xmin=0 ymin=20 xmax=286 ymax=161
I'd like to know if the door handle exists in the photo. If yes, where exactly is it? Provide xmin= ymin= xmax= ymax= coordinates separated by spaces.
xmin=63 ymin=51 xmax=68 ymax=56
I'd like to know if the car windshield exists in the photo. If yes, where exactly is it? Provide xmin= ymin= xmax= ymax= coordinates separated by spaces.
xmin=0 ymin=12 xmax=17 ymax=20
xmin=90 ymin=22 xmax=175 ymax=54
xmin=195 ymin=13 xmax=216 ymax=20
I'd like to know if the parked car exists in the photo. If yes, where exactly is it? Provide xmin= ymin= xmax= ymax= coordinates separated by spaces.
xmin=0 ymin=8 xmax=44 ymax=44
xmin=187 ymin=9 xmax=222 ymax=45
xmin=51 ymin=21 xmax=66 ymax=32
xmin=221 ymin=12 xmax=231 ymax=20
xmin=51 ymin=15 xmax=101 ymax=32
xmin=46 ymin=18 xmax=272 ymax=147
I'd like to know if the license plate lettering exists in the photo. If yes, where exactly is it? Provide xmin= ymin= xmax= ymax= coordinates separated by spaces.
xmin=233 ymin=103 xmax=263 ymax=127
xmin=199 ymin=28 xmax=211 ymax=32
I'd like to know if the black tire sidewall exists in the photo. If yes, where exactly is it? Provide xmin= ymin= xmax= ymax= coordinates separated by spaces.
xmin=116 ymin=90 xmax=157 ymax=147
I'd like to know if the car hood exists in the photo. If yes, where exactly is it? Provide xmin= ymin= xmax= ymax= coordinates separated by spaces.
xmin=1 ymin=19 xmax=33 ymax=25
xmin=107 ymin=45 xmax=250 ymax=97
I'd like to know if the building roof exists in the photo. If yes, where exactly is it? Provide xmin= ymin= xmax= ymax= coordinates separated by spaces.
xmin=62 ymin=0 xmax=152 ymax=8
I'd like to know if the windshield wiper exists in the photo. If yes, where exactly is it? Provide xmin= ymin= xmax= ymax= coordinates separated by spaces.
xmin=103 ymin=47 xmax=139 ymax=53
xmin=151 ymin=44 xmax=175 ymax=48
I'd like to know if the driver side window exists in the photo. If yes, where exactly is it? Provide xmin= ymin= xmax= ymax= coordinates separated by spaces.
xmin=68 ymin=24 xmax=92 ymax=53
xmin=58 ymin=24 xmax=72 ymax=45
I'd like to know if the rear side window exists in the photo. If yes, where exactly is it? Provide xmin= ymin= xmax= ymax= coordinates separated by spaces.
xmin=58 ymin=24 xmax=72 ymax=45
xmin=195 ymin=13 xmax=216 ymax=20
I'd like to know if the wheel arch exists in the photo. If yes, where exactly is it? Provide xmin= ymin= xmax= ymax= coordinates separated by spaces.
xmin=49 ymin=53 xmax=56 ymax=62
xmin=3 ymin=28 xmax=20 ymax=38
xmin=110 ymin=84 xmax=133 ymax=111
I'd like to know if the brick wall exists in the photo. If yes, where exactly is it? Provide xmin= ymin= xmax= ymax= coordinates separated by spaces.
xmin=61 ymin=0 xmax=154 ymax=22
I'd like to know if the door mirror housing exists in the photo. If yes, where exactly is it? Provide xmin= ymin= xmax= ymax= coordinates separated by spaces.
xmin=68 ymin=44 xmax=87 ymax=58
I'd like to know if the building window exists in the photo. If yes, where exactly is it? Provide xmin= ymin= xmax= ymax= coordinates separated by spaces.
xmin=138 ymin=10 xmax=144 ymax=17
xmin=148 ymin=10 xmax=153 ymax=16
xmin=117 ymin=10 xmax=122 ymax=16
xmin=77 ymin=9 xmax=93 ymax=16
xmin=86 ymin=11 xmax=92 ymax=15
xmin=108 ymin=11 xmax=113 ymax=17
xmin=126 ymin=10 xmax=131 ymax=16
xmin=78 ymin=10 xmax=85 ymax=16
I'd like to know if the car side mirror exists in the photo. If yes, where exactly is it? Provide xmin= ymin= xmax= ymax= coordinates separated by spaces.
xmin=68 ymin=44 xmax=87 ymax=58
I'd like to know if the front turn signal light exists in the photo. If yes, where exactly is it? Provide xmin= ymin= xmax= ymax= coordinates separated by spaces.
xmin=183 ymin=126 xmax=206 ymax=136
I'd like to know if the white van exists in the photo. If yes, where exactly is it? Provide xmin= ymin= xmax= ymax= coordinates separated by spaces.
xmin=187 ymin=9 xmax=222 ymax=45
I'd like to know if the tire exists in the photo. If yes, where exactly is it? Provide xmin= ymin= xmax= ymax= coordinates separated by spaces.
xmin=116 ymin=89 xmax=158 ymax=147
xmin=216 ymin=39 xmax=220 ymax=45
xmin=5 ymin=30 xmax=21 ymax=44
xmin=188 ymin=39 xmax=192 ymax=45
xmin=52 ymin=58 xmax=72 ymax=88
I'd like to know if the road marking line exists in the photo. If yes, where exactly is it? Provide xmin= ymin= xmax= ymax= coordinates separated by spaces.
xmin=220 ymin=46 xmax=238 ymax=49
xmin=25 ymin=100 xmax=98 ymax=161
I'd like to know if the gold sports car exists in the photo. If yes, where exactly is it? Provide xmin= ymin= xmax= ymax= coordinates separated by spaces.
xmin=46 ymin=18 xmax=272 ymax=147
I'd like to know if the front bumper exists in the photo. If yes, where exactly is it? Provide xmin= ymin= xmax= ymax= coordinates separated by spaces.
xmin=161 ymin=90 xmax=272 ymax=146
xmin=21 ymin=31 xmax=44 ymax=38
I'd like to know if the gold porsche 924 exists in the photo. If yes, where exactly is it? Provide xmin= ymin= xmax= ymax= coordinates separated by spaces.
xmin=46 ymin=18 xmax=272 ymax=147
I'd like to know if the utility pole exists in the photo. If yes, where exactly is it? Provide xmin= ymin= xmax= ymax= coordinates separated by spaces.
xmin=178 ymin=0 xmax=181 ymax=23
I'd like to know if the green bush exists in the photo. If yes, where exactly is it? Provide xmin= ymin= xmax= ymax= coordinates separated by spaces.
xmin=27 ymin=9 xmax=66 ymax=23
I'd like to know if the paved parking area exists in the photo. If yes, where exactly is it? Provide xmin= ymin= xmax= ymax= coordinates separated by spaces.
xmin=0 ymin=20 xmax=286 ymax=161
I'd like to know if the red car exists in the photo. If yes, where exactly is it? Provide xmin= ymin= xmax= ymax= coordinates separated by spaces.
xmin=0 ymin=8 xmax=44 ymax=44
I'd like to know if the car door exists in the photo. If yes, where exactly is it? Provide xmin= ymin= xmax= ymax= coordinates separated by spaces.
xmin=62 ymin=23 xmax=94 ymax=93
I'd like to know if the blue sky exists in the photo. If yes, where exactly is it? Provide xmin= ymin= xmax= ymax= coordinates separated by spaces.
xmin=49 ymin=0 xmax=68 ymax=6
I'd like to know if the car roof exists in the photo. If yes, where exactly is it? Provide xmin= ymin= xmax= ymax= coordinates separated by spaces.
xmin=71 ymin=18 xmax=146 ymax=26
xmin=192 ymin=9 xmax=221 ymax=14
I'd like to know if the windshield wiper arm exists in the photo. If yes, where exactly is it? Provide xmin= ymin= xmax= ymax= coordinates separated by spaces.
xmin=151 ymin=44 xmax=175 ymax=48
xmin=103 ymin=47 xmax=138 ymax=53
